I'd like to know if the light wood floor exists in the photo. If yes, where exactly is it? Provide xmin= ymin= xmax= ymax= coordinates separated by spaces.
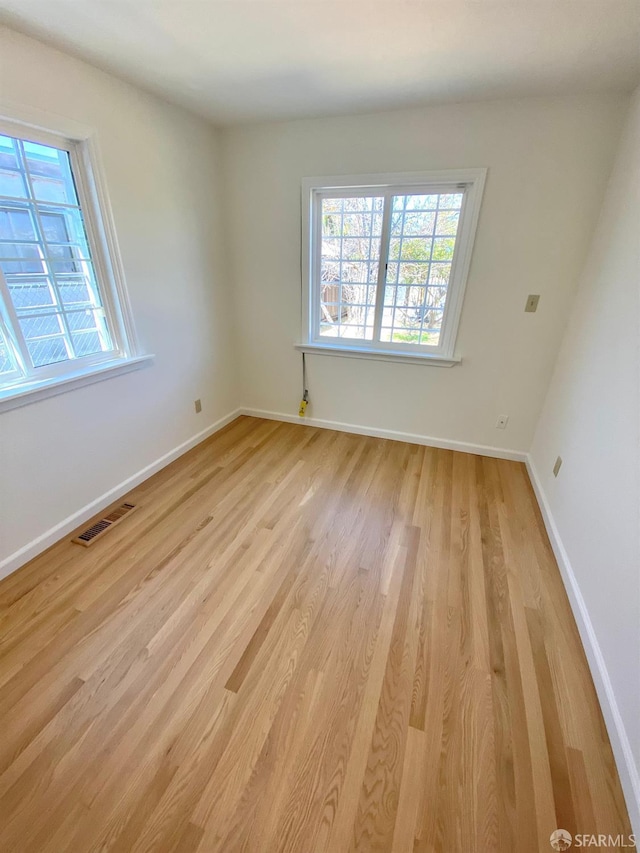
xmin=0 ymin=416 xmax=632 ymax=852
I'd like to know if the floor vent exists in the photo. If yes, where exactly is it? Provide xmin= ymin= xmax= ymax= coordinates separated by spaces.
xmin=72 ymin=503 xmax=138 ymax=547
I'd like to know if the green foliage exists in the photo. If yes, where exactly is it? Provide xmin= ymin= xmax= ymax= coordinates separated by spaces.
xmin=391 ymin=330 xmax=421 ymax=344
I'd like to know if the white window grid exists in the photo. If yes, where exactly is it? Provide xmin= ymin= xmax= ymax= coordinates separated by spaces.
xmin=302 ymin=170 xmax=487 ymax=360
xmin=0 ymin=118 xmax=134 ymax=388
xmin=381 ymin=191 xmax=463 ymax=346
xmin=319 ymin=194 xmax=383 ymax=341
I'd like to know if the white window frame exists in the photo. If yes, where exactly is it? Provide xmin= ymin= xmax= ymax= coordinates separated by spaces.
xmin=298 ymin=169 xmax=487 ymax=367
xmin=0 ymin=110 xmax=151 ymax=412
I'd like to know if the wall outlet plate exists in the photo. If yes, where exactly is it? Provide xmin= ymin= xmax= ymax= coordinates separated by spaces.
xmin=525 ymin=294 xmax=540 ymax=313
xmin=496 ymin=415 xmax=509 ymax=429
xmin=553 ymin=456 xmax=562 ymax=477
xmin=194 ymin=399 xmax=202 ymax=413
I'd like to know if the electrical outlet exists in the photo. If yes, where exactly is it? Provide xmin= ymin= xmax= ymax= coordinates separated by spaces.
xmin=525 ymin=294 xmax=540 ymax=313
xmin=496 ymin=415 xmax=509 ymax=429
xmin=553 ymin=456 xmax=562 ymax=477
xmin=194 ymin=399 xmax=202 ymax=414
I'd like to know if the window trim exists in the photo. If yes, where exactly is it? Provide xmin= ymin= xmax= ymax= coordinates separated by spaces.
xmin=0 ymin=353 xmax=154 ymax=413
xmin=0 ymin=109 xmax=148 ymax=405
xmin=300 ymin=169 xmax=487 ymax=364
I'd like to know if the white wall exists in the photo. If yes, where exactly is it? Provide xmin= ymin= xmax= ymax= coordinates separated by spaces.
xmin=0 ymin=18 xmax=636 ymax=830
xmin=0 ymin=27 xmax=238 ymax=570
xmin=222 ymin=95 xmax=627 ymax=453
xmin=529 ymin=87 xmax=640 ymax=830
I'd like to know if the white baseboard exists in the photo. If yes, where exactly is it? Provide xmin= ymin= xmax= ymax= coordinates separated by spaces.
xmin=526 ymin=456 xmax=640 ymax=836
xmin=239 ymin=407 xmax=527 ymax=462
xmin=0 ymin=408 xmax=242 ymax=582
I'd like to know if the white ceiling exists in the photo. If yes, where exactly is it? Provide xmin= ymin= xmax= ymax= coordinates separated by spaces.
xmin=1 ymin=1 xmax=639 ymax=125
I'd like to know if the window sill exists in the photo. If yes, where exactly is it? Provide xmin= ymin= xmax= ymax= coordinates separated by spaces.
xmin=295 ymin=343 xmax=461 ymax=367
xmin=0 ymin=354 xmax=154 ymax=413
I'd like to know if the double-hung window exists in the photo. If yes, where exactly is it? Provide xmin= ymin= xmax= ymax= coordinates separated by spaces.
xmin=300 ymin=170 xmax=486 ymax=364
xmin=0 ymin=118 xmax=143 ymax=409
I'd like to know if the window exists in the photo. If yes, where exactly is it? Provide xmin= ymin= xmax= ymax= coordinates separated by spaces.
xmin=300 ymin=170 xmax=486 ymax=364
xmin=0 ymin=118 xmax=144 ymax=408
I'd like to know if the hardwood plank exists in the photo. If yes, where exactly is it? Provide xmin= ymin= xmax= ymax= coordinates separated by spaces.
xmin=352 ymin=526 xmax=421 ymax=851
xmin=0 ymin=416 xmax=632 ymax=853
xmin=391 ymin=725 xmax=426 ymax=853
xmin=475 ymin=456 xmax=518 ymax=852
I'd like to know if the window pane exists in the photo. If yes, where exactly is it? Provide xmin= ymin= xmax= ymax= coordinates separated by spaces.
xmin=393 ymin=193 xmax=438 ymax=211
xmin=57 ymin=277 xmax=92 ymax=306
xmin=0 ymin=243 xmax=45 ymax=274
xmin=48 ymin=245 xmax=81 ymax=269
xmin=40 ymin=207 xmax=91 ymax=253
xmin=67 ymin=309 xmax=110 ymax=356
xmin=0 ymin=325 xmax=18 ymax=375
xmin=22 ymin=141 xmax=79 ymax=205
xmin=432 ymin=237 xmax=456 ymax=261
xmin=51 ymin=263 xmax=104 ymax=308
xmin=6 ymin=277 xmax=56 ymax=309
xmin=0 ymin=131 xmax=116 ymax=371
xmin=0 ymin=205 xmax=38 ymax=241
xmin=71 ymin=331 xmax=102 ymax=357
xmin=400 ymin=211 xmax=435 ymax=236
xmin=429 ymin=263 xmax=451 ymax=286
xmin=0 ymin=136 xmax=27 ymax=199
xmin=20 ymin=313 xmax=63 ymax=339
xmin=39 ymin=209 xmax=71 ymax=242
xmin=319 ymin=196 xmax=383 ymax=340
xmin=435 ymin=210 xmax=459 ymax=236
xmin=383 ymin=191 xmax=464 ymax=346
xmin=27 ymin=336 xmax=69 ymax=367
xmin=19 ymin=313 xmax=68 ymax=367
